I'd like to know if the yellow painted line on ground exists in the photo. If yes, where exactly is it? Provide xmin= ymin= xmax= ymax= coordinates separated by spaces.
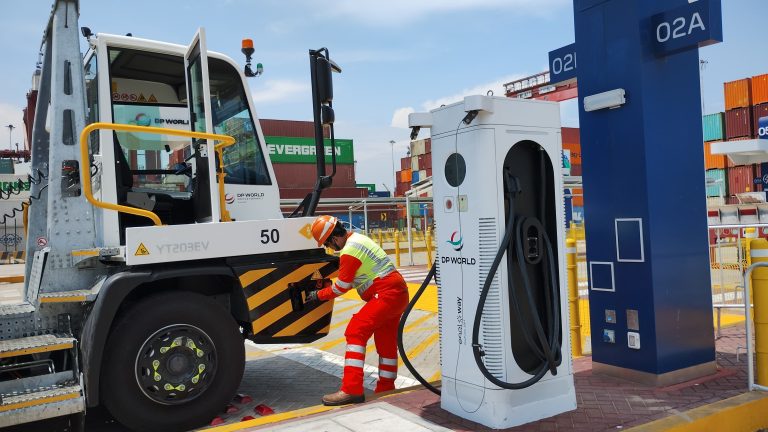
xmin=329 ymin=317 xmax=352 ymax=332
xmin=627 ymin=391 xmax=768 ymax=432
xmin=201 ymin=404 xmax=338 ymax=432
xmin=401 ymin=332 xmax=439 ymax=366
xmin=428 ymin=370 xmax=441 ymax=382
xmin=317 ymin=312 xmax=436 ymax=351
xmin=337 ymin=282 xmax=438 ymax=313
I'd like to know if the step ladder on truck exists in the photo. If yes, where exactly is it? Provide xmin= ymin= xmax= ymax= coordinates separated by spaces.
xmin=0 ymin=1 xmax=344 ymax=430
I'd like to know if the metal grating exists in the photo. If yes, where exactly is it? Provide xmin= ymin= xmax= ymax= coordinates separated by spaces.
xmin=478 ymin=217 xmax=504 ymax=379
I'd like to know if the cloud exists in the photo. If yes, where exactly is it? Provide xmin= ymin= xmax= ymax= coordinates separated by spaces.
xmin=390 ymin=107 xmax=415 ymax=129
xmin=322 ymin=0 xmax=568 ymax=26
xmin=251 ymin=79 xmax=310 ymax=104
xmin=420 ymin=74 xmax=525 ymax=111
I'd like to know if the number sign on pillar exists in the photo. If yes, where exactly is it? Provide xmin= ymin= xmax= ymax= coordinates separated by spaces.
xmin=548 ymin=43 xmax=577 ymax=85
xmin=651 ymin=0 xmax=723 ymax=56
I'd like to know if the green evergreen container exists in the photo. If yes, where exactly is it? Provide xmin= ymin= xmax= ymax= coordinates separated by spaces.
xmin=702 ymin=113 xmax=725 ymax=142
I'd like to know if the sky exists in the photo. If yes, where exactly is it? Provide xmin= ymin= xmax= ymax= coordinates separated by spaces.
xmin=0 ymin=0 xmax=765 ymax=193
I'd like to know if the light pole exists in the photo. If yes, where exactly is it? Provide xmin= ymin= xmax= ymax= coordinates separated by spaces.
xmin=389 ymin=140 xmax=396 ymax=193
xmin=6 ymin=125 xmax=14 ymax=152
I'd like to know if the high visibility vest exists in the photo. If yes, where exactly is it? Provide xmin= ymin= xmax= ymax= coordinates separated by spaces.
xmin=341 ymin=233 xmax=397 ymax=296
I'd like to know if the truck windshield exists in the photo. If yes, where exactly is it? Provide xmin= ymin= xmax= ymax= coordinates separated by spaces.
xmin=107 ymin=47 xmax=271 ymax=196
xmin=208 ymin=57 xmax=271 ymax=186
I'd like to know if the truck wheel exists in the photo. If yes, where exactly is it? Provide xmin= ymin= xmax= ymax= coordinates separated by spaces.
xmin=101 ymin=292 xmax=245 ymax=432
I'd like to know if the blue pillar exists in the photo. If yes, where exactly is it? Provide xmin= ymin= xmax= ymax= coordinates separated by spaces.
xmin=574 ymin=0 xmax=717 ymax=384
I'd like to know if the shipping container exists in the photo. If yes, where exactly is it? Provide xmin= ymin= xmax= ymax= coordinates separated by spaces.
xmin=571 ymin=188 xmax=584 ymax=207
xmin=561 ymin=127 xmax=580 ymax=145
xmin=725 ymin=196 xmax=740 ymax=205
xmin=411 ymin=155 xmax=419 ymax=171
xmin=400 ymin=156 xmax=411 ymax=170
xmin=754 ymin=103 xmax=768 ymax=138
xmin=426 ymin=167 xmax=433 ymax=178
xmin=705 ymin=169 xmax=727 ymax=197
xmin=419 ymin=170 xmax=427 ymax=181
xmin=727 ymin=165 xmax=755 ymax=195
xmin=410 ymin=139 xmax=426 ymax=156
xmin=418 ymin=154 xmax=428 ymax=171
xmin=703 ymin=141 xmax=727 ymax=170
xmin=724 ymin=78 xmax=752 ymax=110
xmin=412 ymin=170 xmax=420 ymax=183
xmin=260 ymin=119 xmax=329 ymax=138
xmin=706 ymin=196 xmax=725 ymax=206
xmin=425 ymin=138 xmax=432 ymax=154
xmin=702 ymin=113 xmax=725 ymax=141
xmin=399 ymin=169 xmax=412 ymax=183
xmin=272 ymin=163 xmax=356 ymax=188
xmin=571 ymin=164 xmax=583 ymax=176
xmin=423 ymin=153 xmax=432 ymax=170
xmin=753 ymin=74 xmax=768 ymax=106
xmin=725 ymin=107 xmax=753 ymax=139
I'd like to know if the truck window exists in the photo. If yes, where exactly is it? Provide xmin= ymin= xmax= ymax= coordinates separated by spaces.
xmin=208 ymin=58 xmax=272 ymax=186
xmin=108 ymin=47 xmax=192 ymax=195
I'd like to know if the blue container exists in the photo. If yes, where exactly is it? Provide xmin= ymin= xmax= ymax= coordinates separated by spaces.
xmin=705 ymin=168 xmax=727 ymax=197
xmin=412 ymin=170 xmax=420 ymax=183
xmin=702 ymin=113 xmax=725 ymax=142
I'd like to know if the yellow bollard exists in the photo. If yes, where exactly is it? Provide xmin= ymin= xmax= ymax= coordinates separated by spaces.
xmin=566 ymin=238 xmax=582 ymax=358
xmin=394 ymin=230 xmax=401 ymax=267
xmin=425 ymin=228 xmax=433 ymax=264
xmin=751 ymin=238 xmax=768 ymax=386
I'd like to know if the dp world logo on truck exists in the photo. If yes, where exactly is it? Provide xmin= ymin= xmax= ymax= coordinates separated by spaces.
xmin=446 ymin=231 xmax=463 ymax=251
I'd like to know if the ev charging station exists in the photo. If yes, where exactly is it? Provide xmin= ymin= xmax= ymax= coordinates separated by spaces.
xmin=408 ymin=96 xmax=576 ymax=428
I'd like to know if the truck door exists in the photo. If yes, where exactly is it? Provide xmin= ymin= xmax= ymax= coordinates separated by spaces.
xmin=184 ymin=28 xmax=219 ymax=223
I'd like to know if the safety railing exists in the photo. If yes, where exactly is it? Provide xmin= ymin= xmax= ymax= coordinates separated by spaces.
xmin=79 ymin=122 xmax=235 ymax=226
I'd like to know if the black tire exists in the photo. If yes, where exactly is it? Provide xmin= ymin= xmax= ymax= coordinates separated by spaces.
xmin=101 ymin=292 xmax=245 ymax=432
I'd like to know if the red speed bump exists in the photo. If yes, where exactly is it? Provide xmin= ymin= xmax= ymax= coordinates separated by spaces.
xmin=225 ymin=404 xmax=239 ymax=414
xmin=254 ymin=404 xmax=274 ymax=416
xmin=233 ymin=393 xmax=253 ymax=404
xmin=210 ymin=417 xmax=225 ymax=426
xmin=241 ymin=416 xmax=255 ymax=421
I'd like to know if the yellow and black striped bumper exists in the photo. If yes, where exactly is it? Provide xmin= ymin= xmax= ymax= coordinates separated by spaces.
xmin=236 ymin=256 xmax=339 ymax=343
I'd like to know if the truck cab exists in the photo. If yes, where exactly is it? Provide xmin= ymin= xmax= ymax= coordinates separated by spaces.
xmin=83 ymin=31 xmax=282 ymax=246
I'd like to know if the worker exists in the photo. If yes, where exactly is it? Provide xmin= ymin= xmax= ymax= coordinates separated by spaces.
xmin=307 ymin=215 xmax=409 ymax=406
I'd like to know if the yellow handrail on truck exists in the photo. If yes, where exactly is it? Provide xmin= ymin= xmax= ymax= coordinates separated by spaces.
xmin=79 ymin=122 xmax=236 ymax=226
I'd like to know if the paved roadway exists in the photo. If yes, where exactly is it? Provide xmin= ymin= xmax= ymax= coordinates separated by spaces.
xmin=0 ymin=265 xmax=441 ymax=431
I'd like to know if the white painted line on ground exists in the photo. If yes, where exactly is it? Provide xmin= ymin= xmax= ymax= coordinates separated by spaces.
xmin=246 ymin=341 xmax=420 ymax=390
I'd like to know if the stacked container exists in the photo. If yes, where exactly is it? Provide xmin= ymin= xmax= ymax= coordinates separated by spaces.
xmin=408 ymin=138 xmax=432 ymax=188
xmin=754 ymin=74 xmax=768 ymax=140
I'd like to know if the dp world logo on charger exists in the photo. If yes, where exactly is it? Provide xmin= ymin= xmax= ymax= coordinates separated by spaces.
xmin=442 ymin=231 xmax=476 ymax=266
xmin=446 ymin=231 xmax=463 ymax=251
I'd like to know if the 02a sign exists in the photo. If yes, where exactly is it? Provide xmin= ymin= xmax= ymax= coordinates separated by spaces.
xmin=652 ymin=0 xmax=722 ymax=57
xmin=548 ymin=43 xmax=577 ymax=84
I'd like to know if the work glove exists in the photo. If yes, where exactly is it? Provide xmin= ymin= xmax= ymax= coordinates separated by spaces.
xmin=305 ymin=289 xmax=320 ymax=302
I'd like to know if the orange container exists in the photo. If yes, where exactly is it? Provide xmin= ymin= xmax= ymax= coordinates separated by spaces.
xmin=753 ymin=74 xmax=768 ymax=106
xmin=398 ymin=169 xmax=412 ymax=183
xmin=724 ymin=78 xmax=752 ymax=110
xmin=703 ymin=141 xmax=727 ymax=170
xmin=571 ymin=188 xmax=584 ymax=207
